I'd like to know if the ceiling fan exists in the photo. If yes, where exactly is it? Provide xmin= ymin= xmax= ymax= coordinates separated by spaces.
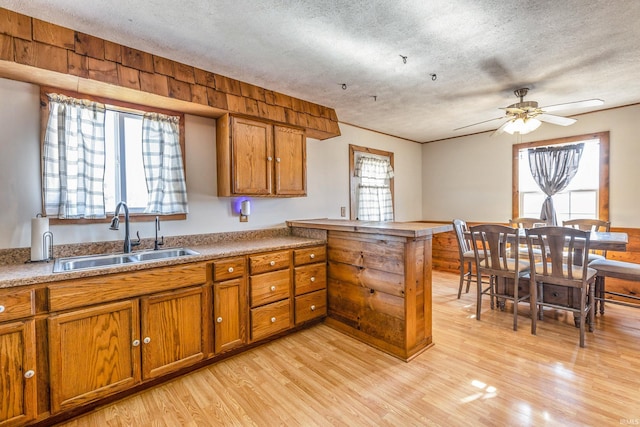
xmin=455 ymin=88 xmax=604 ymax=136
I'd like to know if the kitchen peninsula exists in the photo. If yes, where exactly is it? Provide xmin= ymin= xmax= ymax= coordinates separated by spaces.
xmin=287 ymin=219 xmax=452 ymax=361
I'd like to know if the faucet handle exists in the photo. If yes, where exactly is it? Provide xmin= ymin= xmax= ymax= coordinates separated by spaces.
xmin=132 ymin=231 xmax=142 ymax=247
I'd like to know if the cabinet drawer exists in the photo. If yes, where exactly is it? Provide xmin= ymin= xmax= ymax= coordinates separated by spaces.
xmin=250 ymin=269 xmax=290 ymax=307
xmin=294 ymin=263 xmax=326 ymax=296
xmin=212 ymin=257 xmax=246 ymax=281
xmin=249 ymin=250 xmax=290 ymax=275
xmin=0 ymin=288 xmax=35 ymax=322
xmin=295 ymin=289 xmax=327 ymax=325
xmin=294 ymin=246 xmax=326 ymax=266
xmin=251 ymin=299 xmax=290 ymax=341
xmin=542 ymin=284 xmax=581 ymax=307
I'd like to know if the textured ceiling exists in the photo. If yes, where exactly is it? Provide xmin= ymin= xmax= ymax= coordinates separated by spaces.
xmin=4 ymin=0 xmax=640 ymax=142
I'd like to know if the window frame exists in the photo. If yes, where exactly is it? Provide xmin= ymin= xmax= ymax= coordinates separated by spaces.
xmin=349 ymin=144 xmax=394 ymax=220
xmin=512 ymin=131 xmax=610 ymax=221
xmin=39 ymin=87 xmax=187 ymax=224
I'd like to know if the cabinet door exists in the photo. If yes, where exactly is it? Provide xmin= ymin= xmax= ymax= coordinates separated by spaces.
xmin=140 ymin=286 xmax=206 ymax=379
xmin=213 ymin=278 xmax=246 ymax=353
xmin=0 ymin=319 xmax=36 ymax=427
xmin=48 ymin=300 xmax=140 ymax=414
xmin=274 ymin=125 xmax=306 ymax=196
xmin=232 ymin=117 xmax=273 ymax=195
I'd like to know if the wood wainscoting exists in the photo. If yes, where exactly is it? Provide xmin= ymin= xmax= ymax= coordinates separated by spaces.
xmin=430 ymin=221 xmax=640 ymax=304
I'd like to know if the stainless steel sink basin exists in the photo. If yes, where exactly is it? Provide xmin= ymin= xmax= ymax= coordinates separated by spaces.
xmin=53 ymin=248 xmax=199 ymax=273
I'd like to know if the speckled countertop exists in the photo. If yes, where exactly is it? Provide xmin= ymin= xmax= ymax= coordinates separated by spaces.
xmin=0 ymin=227 xmax=326 ymax=289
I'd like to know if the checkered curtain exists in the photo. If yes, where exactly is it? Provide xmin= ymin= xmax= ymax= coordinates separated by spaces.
xmin=355 ymin=156 xmax=394 ymax=221
xmin=142 ymin=113 xmax=189 ymax=214
xmin=43 ymin=94 xmax=107 ymax=218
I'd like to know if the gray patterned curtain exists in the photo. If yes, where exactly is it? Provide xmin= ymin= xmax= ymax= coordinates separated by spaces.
xmin=528 ymin=143 xmax=584 ymax=225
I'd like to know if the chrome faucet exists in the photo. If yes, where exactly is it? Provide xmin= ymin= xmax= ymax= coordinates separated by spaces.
xmin=109 ymin=201 xmax=140 ymax=253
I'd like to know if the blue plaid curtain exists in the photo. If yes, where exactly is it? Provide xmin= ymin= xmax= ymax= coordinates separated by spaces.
xmin=355 ymin=156 xmax=394 ymax=221
xmin=142 ymin=113 xmax=188 ymax=214
xmin=43 ymin=94 xmax=106 ymax=218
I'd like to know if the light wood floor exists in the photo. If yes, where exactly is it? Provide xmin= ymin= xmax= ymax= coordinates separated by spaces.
xmin=57 ymin=271 xmax=640 ymax=426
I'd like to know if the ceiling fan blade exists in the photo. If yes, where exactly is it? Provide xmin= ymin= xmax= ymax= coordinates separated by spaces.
xmin=453 ymin=116 xmax=505 ymax=131
xmin=537 ymin=113 xmax=577 ymax=126
xmin=541 ymin=99 xmax=604 ymax=113
xmin=492 ymin=120 xmax=512 ymax=136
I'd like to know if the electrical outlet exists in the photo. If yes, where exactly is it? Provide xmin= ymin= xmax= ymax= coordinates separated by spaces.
xmin=340 ymin=206 xmax=346 ymax=217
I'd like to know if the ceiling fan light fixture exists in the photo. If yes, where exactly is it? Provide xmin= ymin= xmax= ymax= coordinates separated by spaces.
xmin=503 ymin=117 xmax=541 ymax=135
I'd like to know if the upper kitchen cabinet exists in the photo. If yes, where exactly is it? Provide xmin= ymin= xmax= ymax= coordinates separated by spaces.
xmin=217 ymin=114 xmax=307 ymax=197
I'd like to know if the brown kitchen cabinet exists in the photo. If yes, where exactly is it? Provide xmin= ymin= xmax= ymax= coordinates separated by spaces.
xmin=0 ymin=319 xmax=37 ymax=427
xmin=48 ymin=300 xmax=140 ymax=414
xmin=211 ymin=257 xmax=247 ymax=353
xmin=216 ymin=114 xmax=306 ymax=197
xmin=48 ymin=285 xmax=207 ymax=413
xmin=248 ymin=250 xmax=292 ymax=341
xmin=293 ymin=245 xmax=327 ymax=324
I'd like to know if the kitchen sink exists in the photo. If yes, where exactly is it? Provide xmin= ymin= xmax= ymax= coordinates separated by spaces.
xmin=53 ymin=248 xmax=199 ymax=273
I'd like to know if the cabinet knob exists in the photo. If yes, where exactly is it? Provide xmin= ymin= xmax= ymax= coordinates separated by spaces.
xmin=270 ymin=285 xmax=276 ymax=292
xmin=310 ymin=305 xmax=316 ymax=311
xmin=267 ymin=156 xmax=273 ymax=161
xmin=276 ymin=157 xmax=281 ymax=163
xmin=310 ymin=277 xmax=315 ymax=282
xmin=0 ymin=305 xmax=5 ymax=313
xmin=132 ymin=339 xmax=140 ymax=347
xmin=270 ymin=317 xmax=276 ymax=323
xmin=310 ymin=254 xmax=315 ymax=259
xmin=24 ymin=370 xmax=35 ymax=379
xmin=228 ymin=267 xmax=234 ymax=273
xmin=143 ymin=337 xmax=151 ymax=344
xmin=217 ymin=317 xmax=223 ymax=323
xmin=270 ymin=260 xmax=275 ymax=266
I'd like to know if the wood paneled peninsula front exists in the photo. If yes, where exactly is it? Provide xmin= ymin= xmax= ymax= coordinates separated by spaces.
xmin=287 ymin=219 xmax=453 ymax=361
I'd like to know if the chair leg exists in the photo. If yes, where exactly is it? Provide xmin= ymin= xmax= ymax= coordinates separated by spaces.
xmin=513 ymin=279 xmax=518 ymax=331
xmin=465 ymin=261 xmax=473 ymax=294
xmin=530 ymin=280 xmax=537 ymax=336
xmin=599 ymin=276 xmax=606 ymax=315
xmin=579 ymin=290 xmax=587 ymax=348
xmin=476 ymin=270 xmax=483 ymax=321
xmin=457 ymin=263 xmax=466 ymax=299
xmin=589 ymin=282 xmax=595 ymax=333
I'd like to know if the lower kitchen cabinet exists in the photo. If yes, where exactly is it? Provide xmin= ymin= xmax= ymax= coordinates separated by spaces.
xmin=213 ymin=278 xmax=246 ymax=353
xmin=140 ymin=286 xmax=207 ymax=379
xmin=48 ymin=300 xmax=141 ymax=414
xmin=48 ymin=285 xmax=207 ymax=413
xmin=0 ymin=319 xmax=36 ymax=427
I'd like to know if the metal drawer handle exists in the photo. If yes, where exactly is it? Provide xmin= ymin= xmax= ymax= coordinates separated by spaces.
xmin=310 ymin=254 xmax=315 ymax=259
xmin=270 ymin=261 xmax=276 ymax=266
xmin=270 ymin=285 xmax=276 ymax=291
xmin=228 ymin=267 xmax=234 ymax=273
xmin=270 ymin=317 xmax=276 ymax=323
xmin=24 ymin=370 xmax=35 ymax=379
xmin=217 ymin=317 xmax=223 ymax=323
xmin=310 ymin=305 xmax=316 ymax=311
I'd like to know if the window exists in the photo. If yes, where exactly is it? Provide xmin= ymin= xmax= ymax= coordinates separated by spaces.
xmin=513 ymin=132 xmax=609 ymax=223
xmin=349 ymin=144 xmax=394 ymax=221
xmin=41 ymin=88 xmax=188 ymax=222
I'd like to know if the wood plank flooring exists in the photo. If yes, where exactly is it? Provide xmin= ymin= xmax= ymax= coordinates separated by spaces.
xmin=56 ymin=271 xmax=640 ymax=426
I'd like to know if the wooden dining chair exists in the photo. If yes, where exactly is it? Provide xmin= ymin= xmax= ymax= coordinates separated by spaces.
xmin=469 ymin=224 xmax=530 ymax=331
xmin=562 ymin=218 xmax=611 ymax=261
xmin=525 ymin=226 xmax=598 ymax=347
xmin=509 ymin=217 xmax=547 ymax=229
xmin=452 ymin=219 xmax=480 ymax=298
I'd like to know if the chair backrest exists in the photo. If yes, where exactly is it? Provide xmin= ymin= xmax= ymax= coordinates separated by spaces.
xmin=452 ymin=219 xmax=471 ymax=255
xmin=525 ymin=226 xmax=592 ymax=288
xmin=562 ymin=218 xmax=610 ymax=232
xmin=469 ymin=224 xmax=524 ymax=277
xmin=509 ymin=217 xmax=546 ymax=229
xmin=563 ymin=219 xmax=610 ymax=257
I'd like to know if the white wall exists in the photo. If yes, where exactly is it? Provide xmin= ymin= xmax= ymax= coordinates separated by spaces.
xmin=422 ymin=103 xmax=640 ymax=227
xmin=0 ymin=77 xmax=422 ymax=249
